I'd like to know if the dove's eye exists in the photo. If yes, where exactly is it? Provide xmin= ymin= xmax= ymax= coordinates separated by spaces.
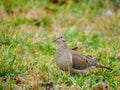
xmin=60 ymin=36 xmax=62 ymax=38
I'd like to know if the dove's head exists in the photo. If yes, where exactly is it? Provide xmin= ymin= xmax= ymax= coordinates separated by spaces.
xmin=54 ymin=34 xmax=66 ymax=43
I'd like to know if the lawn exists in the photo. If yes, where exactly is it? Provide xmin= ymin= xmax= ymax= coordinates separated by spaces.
xmin=0 ymin=0 xmax=120 ymax=90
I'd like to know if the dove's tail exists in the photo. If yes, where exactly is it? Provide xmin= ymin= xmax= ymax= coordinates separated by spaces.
xmin=95 ymin=64 xmax=113 ymax=70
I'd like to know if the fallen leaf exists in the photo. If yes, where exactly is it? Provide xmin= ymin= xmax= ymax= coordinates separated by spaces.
xmin=46 ymin=82 xmax=54 ymax=90
xmin=50 ymin=0 xmax=58 ymax=4
xmin=50 ymin=0 xmax=67 ymax=5
xmin=3 ymin=77 xmax=10 ymax=82
xmin=71 ymin=46 xmax=78 ymax=51
xmin=92 ymin=78 xmax=109 ymax=90
xmin=92 ymin=85 xmax=103 ymax=90
xmin=14 ymin=75 xmax=25 ymax=84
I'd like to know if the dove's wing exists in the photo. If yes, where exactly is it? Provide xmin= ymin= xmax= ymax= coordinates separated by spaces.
xmin=71 ymin=50 xmax=100 ymax=70
xmin=56 ymin=47 xmax=73 ymax=71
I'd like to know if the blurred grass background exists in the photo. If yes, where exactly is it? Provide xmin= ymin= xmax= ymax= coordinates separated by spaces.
xmin=0 ymin=0 xmax=120 ymax=90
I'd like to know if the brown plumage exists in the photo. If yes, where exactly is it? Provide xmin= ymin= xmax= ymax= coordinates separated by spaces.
xmin=54 ymin=34 xmax=112 ymax=74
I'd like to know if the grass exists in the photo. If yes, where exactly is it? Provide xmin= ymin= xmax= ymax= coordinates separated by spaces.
xmin=0 ymin=0 xmax=120 ymax=90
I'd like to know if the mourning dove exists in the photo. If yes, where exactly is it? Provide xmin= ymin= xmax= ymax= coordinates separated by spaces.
xmin=54 ymin=34 xmax=112 ymax=74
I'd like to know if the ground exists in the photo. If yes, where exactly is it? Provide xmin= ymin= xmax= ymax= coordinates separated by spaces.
xmin=0 ymin=0 xmax=120 ymax=90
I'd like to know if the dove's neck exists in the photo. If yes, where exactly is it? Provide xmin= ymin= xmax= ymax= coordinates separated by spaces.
xmin=56 ymin=42 xmax=68 ymax=51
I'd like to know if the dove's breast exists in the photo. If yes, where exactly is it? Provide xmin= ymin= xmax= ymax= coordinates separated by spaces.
xmin=56 ymin=47 xmax=73 ymax=71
